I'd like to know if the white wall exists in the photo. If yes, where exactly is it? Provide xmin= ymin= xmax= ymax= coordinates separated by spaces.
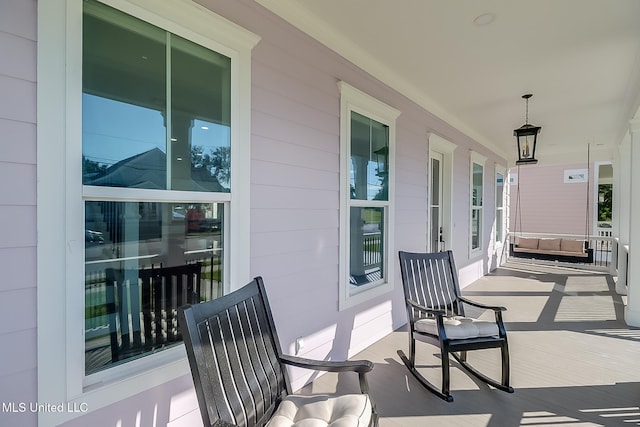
xmin=0 ymin=1 xmax=38 ymax=426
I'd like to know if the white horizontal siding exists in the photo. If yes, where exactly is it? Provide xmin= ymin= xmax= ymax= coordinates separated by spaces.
xmin=0 ymin=75 xmax=36 ymax=123
xmin=0 ymin=366 xmax=37 ymax=426
xmin=0 ymin=2 xmax=37 ymax=424
xmin=0 ymin=32 xmax=36 ymax=81
xmin=0 ymin=247 xmax=36 ymax=292
xmin=0 ymin=0 xmax=37 ymax=41
xmin=0 ymin=119 xmax=36 ymax=164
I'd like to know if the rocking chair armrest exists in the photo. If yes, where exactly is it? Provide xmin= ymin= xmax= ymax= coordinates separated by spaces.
xmin=280 ymin=354 xmax=374 ymax=374
xmin=458 ymin=296 xmax=506 ymax=312
xmin=406 ymin=299 xmax=447 ymax=317
xmin=280 ymin=355 xmax=374 ymax=394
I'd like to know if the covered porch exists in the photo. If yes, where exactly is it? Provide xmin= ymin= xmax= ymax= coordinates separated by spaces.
xmin=302 ymin=260 xmax=640 ymax=427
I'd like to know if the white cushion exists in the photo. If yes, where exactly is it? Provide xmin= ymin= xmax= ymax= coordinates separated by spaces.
xmin=415 ymin=316 xmax=499 ymax=339
xmin=267 ymin=394 xmax=372 ymax=427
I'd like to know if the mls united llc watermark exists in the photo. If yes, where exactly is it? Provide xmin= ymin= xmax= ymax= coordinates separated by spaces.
xmin=2 ymin=401 xmax=89 ymax=414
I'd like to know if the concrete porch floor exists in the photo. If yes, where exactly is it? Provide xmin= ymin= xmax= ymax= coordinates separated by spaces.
xmin=300 ymin=260 xmax=640 ymax=426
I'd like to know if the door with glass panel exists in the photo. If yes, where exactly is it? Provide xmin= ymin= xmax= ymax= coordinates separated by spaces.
xmin=429 ymin=152 xmax=444 ymax=252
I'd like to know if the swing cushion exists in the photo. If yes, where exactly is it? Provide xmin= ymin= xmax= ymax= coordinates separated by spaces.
xmin=538 ymin=238 xmax=561 ymax=251
xmin=516 ymin=237 xmax=539 ymax=249
xmin=561 ymin=239 xmax=584 ymax=253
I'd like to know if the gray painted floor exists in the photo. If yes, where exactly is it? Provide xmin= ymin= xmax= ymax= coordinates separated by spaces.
xmin=301 ymin=260 xmax=640 ymax=426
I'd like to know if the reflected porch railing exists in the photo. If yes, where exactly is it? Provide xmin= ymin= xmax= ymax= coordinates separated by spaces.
xmin=84 ymin=251 xmax=222 ymax=374
xmin=363 ymin=232 xmax=382 ymax=270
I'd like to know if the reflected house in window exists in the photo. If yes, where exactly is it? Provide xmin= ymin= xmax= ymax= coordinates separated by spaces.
xmin=84 ymin=147 xmax=226 ymax=192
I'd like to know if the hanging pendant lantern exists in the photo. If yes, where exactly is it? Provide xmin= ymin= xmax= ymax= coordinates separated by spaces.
xmin=514 ymin=94 xmax=541 ymax=165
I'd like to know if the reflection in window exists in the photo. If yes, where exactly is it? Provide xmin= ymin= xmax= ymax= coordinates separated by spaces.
xmin=496 ymin=172 xmax=504 ymax=243
xmin=473 ymin=163 xmax=483 ymax=206
xmin=430 ymin=157 xmax=441 ymax=252
xmin=350 ymin=207 xmax=384 ymax=286
xmin=350 ymin=111 xmax=389 ymax=201
xmin=471 ymin=208 xmax=481 ymax=250
xmin=84 ymin=201 xmax=224 ymax=374
xmin=471 ymin=161 xmax=484 ymax=251
xmin=82 ymin=0 xmax=231 ymax=192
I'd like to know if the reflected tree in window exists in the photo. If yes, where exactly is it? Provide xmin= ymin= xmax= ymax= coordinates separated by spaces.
xmin=191 ymin=145 xmax=231 ymax=189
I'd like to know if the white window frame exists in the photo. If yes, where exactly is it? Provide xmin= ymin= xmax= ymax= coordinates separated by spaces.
xmin=469 ymin=151 xmax=487 ymax=257
xmin=37 ymin=0 xmax=259 ymax=424
xmin=495 ymin=165 xmax=507 ymax=246
xmin=338 ymin=82 xmax=400 ymax=310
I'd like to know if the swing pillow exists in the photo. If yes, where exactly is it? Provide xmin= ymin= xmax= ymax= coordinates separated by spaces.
xmin=538 ymin=238 xmax=561 ymax=251
xmin=517 ymin=237 xmax=539 ymax=249
xmin=561 ymin=239 xmax=585 ymax=253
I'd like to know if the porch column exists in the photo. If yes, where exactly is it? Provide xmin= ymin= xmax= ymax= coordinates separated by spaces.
xmin=615 ymin=137 xmax=631 ymax=293
xmin=624 ymin=118 xmax=640 ymax=326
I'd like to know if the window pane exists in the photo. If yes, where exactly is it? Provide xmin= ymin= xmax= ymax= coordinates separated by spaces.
xmin=472 ymin=163 xmax=483 ymax=206
xmin=496 ymin=172 xmax=504 ymax=208
xmin=471 ymin=208 xmax=481 ymax=249
xmin=349 ymin=207 xmax=384 ymax=289
xmin=171 ymin=35 xmax=231 ymax=192
xmin=431 ymin=158 xmax=440 ymax=205
xmin=84 ymin=201 xmax=224 ymax=374
xmin=82 ymin=1 xmax=232 ymax=193
xmin=82 ymin=2 xmax=167 ymax=188
xmin=431 ymin=206 xmax=440 ymax=252
xmin=350 ymin=112 xmax=389 ymax=201
xmin=496 ymin=172 xmax=504 ymax=243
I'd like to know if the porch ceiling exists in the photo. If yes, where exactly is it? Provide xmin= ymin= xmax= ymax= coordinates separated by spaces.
xmin=257 ymin=0 xmax=640 ymax=165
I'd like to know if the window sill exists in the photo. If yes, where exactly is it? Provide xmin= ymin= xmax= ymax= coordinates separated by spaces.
xmin=340 ymin=280 xmax=394 ymax=311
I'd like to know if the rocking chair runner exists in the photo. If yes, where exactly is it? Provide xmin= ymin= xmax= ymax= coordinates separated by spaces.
xmin=178 ymin=276 xmax=378 ymax=427
xmin=397 ymin=251 xmax=514 ymax=402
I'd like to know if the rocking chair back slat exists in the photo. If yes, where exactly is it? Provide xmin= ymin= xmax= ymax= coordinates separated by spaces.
xmin=399 ymin=252 xmax=462 ymax=317
xmin=179 ymin=281 xmax=288 ymax=427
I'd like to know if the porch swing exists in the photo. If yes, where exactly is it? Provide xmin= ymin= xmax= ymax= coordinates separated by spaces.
xmin=509 ymin=150 xmax=594 ymax=265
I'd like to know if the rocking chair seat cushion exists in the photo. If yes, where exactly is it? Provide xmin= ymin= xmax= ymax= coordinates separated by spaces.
xmin=268 ymin=394 xmax=372 ymax=427
xmin=415 ymin=316 xmax=499 ymax=340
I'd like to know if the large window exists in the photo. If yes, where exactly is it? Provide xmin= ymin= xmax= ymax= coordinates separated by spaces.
xmin=339 ymin=82 xmax=400 ymax=309
xmin=82 ymin=0 xmax=231 ymax=374
xmin=470 ymin=152 xmax=487 ymax=255
xmin=38 ymin=0 xmax=258 ymax=421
